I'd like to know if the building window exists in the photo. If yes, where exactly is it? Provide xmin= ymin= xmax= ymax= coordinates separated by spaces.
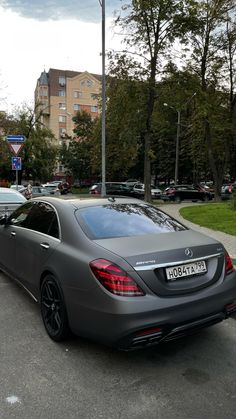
xmin=91 ymin=93 xmax=98 ymax=100
xmin=59 ymin=103 xmax=66 ymax=109
xmin=91 ymin=106 xmax=98 ymax=112
xmin=59 ymin=76 xmax=65 ymax=86
xmin=59 ymin=115 xmax=66 ymax=123
xmin=81 ymin=79 xmax=93 ymax=87
xmin=74 ymin=91 xmax=82 ymax=98
xmin=58 ymin=90 xmax=65 ymax=97
xmin=59 ymin=128 xmax=66 ymax=138
xmin=40 ymin=87 xmax=48 ymax=96
xmin=73 ymin=104 xmax=81 ymax=111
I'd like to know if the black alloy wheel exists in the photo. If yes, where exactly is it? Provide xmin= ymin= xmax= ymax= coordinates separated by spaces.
xmin=40 ymin=275 xmax=70 ymax=341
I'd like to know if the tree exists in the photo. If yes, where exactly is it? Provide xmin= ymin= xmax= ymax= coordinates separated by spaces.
xmin=184 ymin=0 xmax=236 ymax=199
xmin=72 ymin=110 xmax=96 ymax=140
xmin=110 ymin=0 xmax=196 ymax=200
xmin=60 ymin=110 xmax=96 ymax=182
xmin=0 ymin=105 xmax=58 ymax=183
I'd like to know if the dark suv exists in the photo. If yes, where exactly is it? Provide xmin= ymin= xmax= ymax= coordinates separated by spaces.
xmin=161 ymin=184 xmax=213 ymax=203
xmin=89 ymin=182 xmax=135 ymax=197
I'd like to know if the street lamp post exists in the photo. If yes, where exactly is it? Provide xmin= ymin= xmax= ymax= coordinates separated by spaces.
xmin=164 ymin=92 xmax=196 ymax=185
xmin=175 ymin=110 xmax=181 ymax=185
xmin=99 ymin=0 xmax=106 ymax=197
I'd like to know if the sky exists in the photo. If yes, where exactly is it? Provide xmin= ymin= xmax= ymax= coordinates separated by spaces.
xmin=0 ymin=0 xmax=123 ymax=112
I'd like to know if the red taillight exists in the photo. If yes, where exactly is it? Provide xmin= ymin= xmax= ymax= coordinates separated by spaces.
xmin=229 ymin=184 xmax=232 ymax=193
xmin=225 ymin=252 xmax=235 ymax=275
xmin=89 ymin=259 xmax=145 ymax=296
xmin=136 ymin=327 xmax=162 ymax=336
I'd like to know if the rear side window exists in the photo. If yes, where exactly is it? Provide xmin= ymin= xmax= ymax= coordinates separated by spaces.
xmin=76 ymin=203 xmax=186 ymax=239
xmin=27 ymin=202 xmax=59 ymax=238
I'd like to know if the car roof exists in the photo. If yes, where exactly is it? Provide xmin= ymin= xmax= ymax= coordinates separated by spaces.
xmin=31 ymin=196 xmax=141 ymax=209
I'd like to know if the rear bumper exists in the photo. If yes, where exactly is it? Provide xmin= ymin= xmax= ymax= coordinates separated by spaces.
xmin=67 ymin=271 xmax=236 ymax=350
xmin=120 ymin=307 xmax=235 ymax=350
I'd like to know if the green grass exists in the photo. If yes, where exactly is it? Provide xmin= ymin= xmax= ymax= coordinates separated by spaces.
xmin=180 ymin=202 xmax=236 ymax=236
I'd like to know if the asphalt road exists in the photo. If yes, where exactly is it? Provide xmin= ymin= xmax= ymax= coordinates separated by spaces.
xmin=1 ymin=271 xmax=236 ymax=419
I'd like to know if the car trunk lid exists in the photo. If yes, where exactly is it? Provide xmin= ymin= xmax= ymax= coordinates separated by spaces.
xmin=94 ymin=230 xmax=225 ymax=296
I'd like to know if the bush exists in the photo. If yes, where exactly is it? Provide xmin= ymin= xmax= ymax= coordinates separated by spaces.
xmin=228 ymin=193 xmax=236 ymax=210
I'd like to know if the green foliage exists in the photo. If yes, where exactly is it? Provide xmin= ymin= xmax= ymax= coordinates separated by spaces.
xmin=72 ymin=110 xmax=96 ymax=140
xmin=61 ymin=139 xmax=92 ymax=181
xmin=107 ymin=0 xmax=236 ymax=190
xmin=0 ymin=105 xmax=58 ymax=183
xmin=60 ymin=110 xmax=96 ymax=181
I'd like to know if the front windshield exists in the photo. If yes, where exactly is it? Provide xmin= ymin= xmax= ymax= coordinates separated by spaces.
xmin=76 ymin=203 xmax=186 ymax=239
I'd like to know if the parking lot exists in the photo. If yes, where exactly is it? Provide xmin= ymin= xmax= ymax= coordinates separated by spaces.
xmin=1 ymin=269 xmax=236 ymax=419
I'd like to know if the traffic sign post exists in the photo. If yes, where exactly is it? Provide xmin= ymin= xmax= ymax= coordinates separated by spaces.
xmin=12 ymin=157 xmax=22 ymax=189
xmin=6 ymin=135 xmax=25 ymax=143
xmin=8 ymin=143 xmax=24 ymax=156
xmin=6 ymin=135 xmax=25 ymax=188
xmin=12 ymin=157 xmax=22 ymax=171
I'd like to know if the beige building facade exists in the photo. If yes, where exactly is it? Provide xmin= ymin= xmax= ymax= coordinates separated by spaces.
xmin=35 ymin=68 xmax=101 ymax=145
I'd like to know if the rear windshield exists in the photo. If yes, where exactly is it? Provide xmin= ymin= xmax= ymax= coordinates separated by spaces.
xmin=75 ymin=203 xmax=186 ymax=239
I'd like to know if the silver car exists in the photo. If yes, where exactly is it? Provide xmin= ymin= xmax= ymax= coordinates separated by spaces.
xmin=0 ymin=196 xmax=235 ymax=350
xmin=0 ymin=187 xmax=27 ymax=216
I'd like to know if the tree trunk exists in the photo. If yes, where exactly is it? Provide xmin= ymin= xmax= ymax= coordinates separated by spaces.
xmin=204 ymin=119 xmax=224 ymax=201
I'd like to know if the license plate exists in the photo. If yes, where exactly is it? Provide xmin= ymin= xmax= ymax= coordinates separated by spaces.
xmin=166 ymin=260 xmax=207 ymax=281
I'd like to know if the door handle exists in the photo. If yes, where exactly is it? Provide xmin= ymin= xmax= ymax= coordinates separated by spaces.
xmin=11 ymin=232 xmax=16 ymax=237
xmin=40 ymin=243 xmax=50 ymax=249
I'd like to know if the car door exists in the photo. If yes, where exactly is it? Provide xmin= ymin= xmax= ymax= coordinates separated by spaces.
xmin=13 ymin=202 xmax=61 ymax=296
xmin=0 ymin=202 xmax=33 ymax=276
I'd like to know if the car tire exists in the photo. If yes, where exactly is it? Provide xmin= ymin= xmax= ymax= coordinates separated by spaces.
xmin=40 ymin=275 xmax=70 ymax=342
xmin=203 ymin=195 xmax=209 ymax=202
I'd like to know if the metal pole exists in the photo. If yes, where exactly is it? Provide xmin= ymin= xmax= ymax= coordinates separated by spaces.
xmin=101 ymin=0 xmax=106 ymax=197
xmin=174 ymin=110 xmax=181 ymax=185
xmin=16 ymin=169 xmax=18 ymax=190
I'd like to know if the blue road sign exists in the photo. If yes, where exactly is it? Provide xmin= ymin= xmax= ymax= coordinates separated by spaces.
xmin=6 ymin=135 xmax=25 ymax=143
xmin=12 ymin=157 xmax=22 ymax=171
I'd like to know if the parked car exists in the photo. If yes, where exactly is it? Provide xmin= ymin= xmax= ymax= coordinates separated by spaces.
xmin=0 ymin=187 xmax=27 ymax=216
xmin=89 ymin=182 xmax=134 ymax=197
xmin=124 ymin=179 xmax=139 ymax=186
xmin=10 ymin=184 xmax=29 ymax=199
xmin=42 ymin=183 xmax=61 ymax=196
xmin=132 ymin=183 xmax=162 ymax=199
xmin=0 ymin=196 xmax=235 ymax=349
xmin=46 ymin=181 xmax=71 ymax=195
xmin=161 ymin=184 xmax=213 ymax=203
xmin=31 ymin=186 xmax=51 ymax=198
xmin=221 ymin=183 xmax=235 ymax=200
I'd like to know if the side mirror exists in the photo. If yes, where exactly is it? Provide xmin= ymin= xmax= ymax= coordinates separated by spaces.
xmin=0 ymin=214 xmax=8 ymax=225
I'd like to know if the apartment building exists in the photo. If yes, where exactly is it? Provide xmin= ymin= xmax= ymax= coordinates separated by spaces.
xmin=34 ymin=68 xmax=102 ymax=144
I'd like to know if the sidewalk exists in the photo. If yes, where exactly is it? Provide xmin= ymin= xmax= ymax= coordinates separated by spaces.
xmin=160 ymin=203 xmax=236 ymax=263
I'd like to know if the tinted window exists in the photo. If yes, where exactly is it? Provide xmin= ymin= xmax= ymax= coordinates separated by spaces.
xmin=9 ymin=202 xmax=34 ymax=226
xmin=27 ymin=202 xmax=59 ymax=238
xmin=76 ymin=203 xmax=186 ymax=239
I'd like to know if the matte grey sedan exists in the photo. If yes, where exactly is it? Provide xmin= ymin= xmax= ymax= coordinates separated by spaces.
xmin=0 ymin=197 xmax=235 ymax=350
